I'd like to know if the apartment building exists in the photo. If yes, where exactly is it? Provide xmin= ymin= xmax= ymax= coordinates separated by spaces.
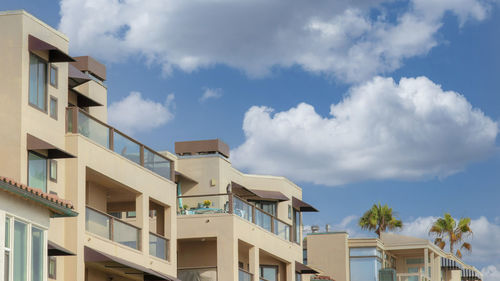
xmin=0 ymin=10 xmax=179 ymax=281
xmin=303 ymin=231 xmax=482 ymax=281
xmin=171 ymin=139 xmax=319 ymax=281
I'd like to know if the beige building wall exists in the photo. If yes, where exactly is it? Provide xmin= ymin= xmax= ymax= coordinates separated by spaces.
xmin=307 ymin=233 xmax=350 ymax=281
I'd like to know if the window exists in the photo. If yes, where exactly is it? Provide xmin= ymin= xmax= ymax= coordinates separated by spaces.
xmin=260 ymin=265 xmax=278 ymax=281
xmin=29 ymin=54 xmax=47 ymax=111
xmin=293 ymin=209 xmax=301 ymax=244
xmin=49 ymin=65 xmax=57 ymax=88
xmin=288 ymin=205 xmax=292 ymax=219
xmin=28 ymin=152 xmax=47 ymax=192
xmin=126 ymin=211 xmax=136 ymax=218
xmin=48 ymin=257 xmax=57 ymax=279
xmin=49 ymin=160 xmax=57 ymax=182
xmin=296 ymin=273 xmax=302 ymax=281
xmin=252 ymin=201 xmax=277 ymax=216
xmin=4 ymin=217 xmax=11 ymax=281
xmin=13 ymin=220 xmax=27 ymax=281
xmin=32 ymin=227 xmax=44 ymax=281
xmin=49 ymin=96 xmax=58 ymax=119
xmin=349 ymin=247 xmax=382 ymax=281
xmin=109 ymin=212 xmax=122 ymax=219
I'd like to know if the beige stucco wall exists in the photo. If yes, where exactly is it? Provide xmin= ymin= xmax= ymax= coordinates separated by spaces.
xmin=307 ymin=233 xmax=350 ymax=281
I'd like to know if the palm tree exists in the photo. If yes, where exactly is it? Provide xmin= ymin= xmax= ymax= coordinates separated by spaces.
xmin=429 ymin=213 xmax=472 ymax=258
xmin=358 ymin=203 xmax=403 ymax=237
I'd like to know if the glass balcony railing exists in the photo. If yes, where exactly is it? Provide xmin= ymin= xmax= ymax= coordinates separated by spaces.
xmin=239 ymin=269 xmax=253 ymax=281
xmin=85 ymin=207 xmax=141 ymax=250
xmin=67 ymin=107 xmax=173 ymax=181
xmin=149 ymin=232 xmax=169 ymax=260
xmin=178 ymin=194 xmax=292 ymax=242
xmin=178 ymin=267 xmax=217 ymax=281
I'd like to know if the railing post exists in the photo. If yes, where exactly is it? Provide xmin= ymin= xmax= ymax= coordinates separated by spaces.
xmin=110 ymin=217 xmax=114 ymax=241
xmin=170 ymin=160 xmax=175 ymax=181
xmin=228 ymin=193 xmax=233 ymax=214
xmin=140 ymin=145 xmax=145 ymax=166
xmin=252 ymin=206 xmax=256 ymax=223
xmin=72 ymin=107 xmax=78 ymax=134
xmin=271 ymin=218 xmax=274 ymax=233
xmin=109 ymin=128 xmax=114 ymax=151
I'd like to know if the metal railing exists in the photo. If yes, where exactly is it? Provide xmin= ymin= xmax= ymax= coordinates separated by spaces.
xmin=177 ymin=193 xmax=293 ymax=242
xmin=239 ymin=269 xmax=253 ymax=281
xmin=67 ymin=107 xmax=174 ymax=181
xmin=397 ymin=273 xmax=431 ymax=281
xmin=149 ymin=232 xmax=169 ymax=260
xmin=85 ymin=206 xmax=141 ymax=250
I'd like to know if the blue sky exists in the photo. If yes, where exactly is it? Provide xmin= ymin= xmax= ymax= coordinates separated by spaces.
xmin=4 ymin=0 xmax=500 ymax=277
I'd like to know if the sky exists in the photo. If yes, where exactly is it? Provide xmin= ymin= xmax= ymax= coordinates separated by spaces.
xmin=3 ymin=0 xmax=500 ymax=278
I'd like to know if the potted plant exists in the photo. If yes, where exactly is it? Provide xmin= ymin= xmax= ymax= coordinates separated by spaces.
xmin=203 ymin=200 xmax=211 ymax=208
xmin=181 ymin=204 xmax=189 ymax=215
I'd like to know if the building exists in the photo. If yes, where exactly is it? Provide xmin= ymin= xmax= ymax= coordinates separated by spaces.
xmin=303 ymin=231 xmax=482 ymax=281
xmin=0 ymin=10 xmax=179 ymax=281
xmin=171 ymin=139 xmax=319 ymax=281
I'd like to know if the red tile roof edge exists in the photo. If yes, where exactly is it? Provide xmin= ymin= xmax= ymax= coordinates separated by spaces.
xmin=0 ymin=176 xmax=74 ymax=210
xmin=311 ymin=275 xmax=335 ymax=280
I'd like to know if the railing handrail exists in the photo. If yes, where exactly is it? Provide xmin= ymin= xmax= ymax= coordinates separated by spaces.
xmin=86 ymin=205 xmax=141 ymax=231
xmin=68 ymin=106 xmax=174 ymax=180
xmin=149 ymin=231 xmax=169 ymax=240
xmin=177 ymin=193 xmax=230 ymax=198
xmin=178 ymin=266 xmax=218 ymax=270
xmin=238 ymin=268 xmax=254 ymax=276
xmin=233 ymin=194 xmax=292 ymax=228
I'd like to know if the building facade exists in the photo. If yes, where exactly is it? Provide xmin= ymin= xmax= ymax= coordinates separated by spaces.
xmin=0 ymin=10 xmax=179 ymax=281
xmin=304 ymin=231 xmax=482 ymax=281
xmin=172 ymin=139 xmax=318 ymax=281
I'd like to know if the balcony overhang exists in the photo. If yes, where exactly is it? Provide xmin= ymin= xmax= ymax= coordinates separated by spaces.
xmin=295 ymin=261 xmax=319 ymax=274
xmin=292 ymin=197 xmax=318 ymax=212
xmin=250 ymin=189 xmax=289 ymax=202
xmin=68 ymin=64 xmax=91 ymax=87
xmin=27 ymin=134 xmax=76 ymax=159
xmin=28 ymin=35 xmax=75 ymax=63
xmin=175 ymin=171 xmax=198 ymax=184
xmin=70 ymin=88 xmax=103 ymax=107
xmin=48 ymin=240 xmax=75 ymax=256
xmin=84 ymin=246 xmax=180 ymax=281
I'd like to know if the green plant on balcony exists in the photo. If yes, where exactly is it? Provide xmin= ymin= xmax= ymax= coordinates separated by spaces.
xmin=183 ymin=204 xmax=189 ymax=210
xmin=203 ymin=200 xmax=211 ymax=208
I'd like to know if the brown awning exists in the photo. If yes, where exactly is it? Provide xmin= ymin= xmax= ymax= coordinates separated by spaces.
xmin=295 ymin=261 xmax=319 ymax=274
xmin=70 ymin=88 xmax=103 ymax=107
xmin=48 ymin=240 xmax=75 ymax=256
xmin=27 ymin=134 xmax=76 ymax=159
xmin=28 ymin=35 xmax=75 ymax=63
xmin=68 ymin=64 xmax=91 ymax=87
xmin=84 ymin=246 xmax=180 ymax=281
xmin=250 ymin=189 xmax=289 ymax=202
xmin=292 ymin=197 xmax=318 ymax=212
xmin=231 ymin=181 xmax=258 ymax=197
xmin=175 ymin=171 xmax=198 ymax=184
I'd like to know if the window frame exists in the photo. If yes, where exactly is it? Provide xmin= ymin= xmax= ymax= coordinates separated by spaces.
xmin=27 ymin=151 xmax=48 ymax=193
xmin=28 ymin=53 xmax=48 ymax=113
xmin=49 ymin=64 xmax=58 ymax=88
xmin=49 ymin=159 xmax=57 ymax=183
xmin=48 ymin=256 xmax=56 ymax=279
xmin=126 ymin=211 xmax=136 ymax=218
xmin=49 ymin=96 xmax=58 ymax=120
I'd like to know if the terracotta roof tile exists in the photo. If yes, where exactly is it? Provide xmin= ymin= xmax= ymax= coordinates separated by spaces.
xmin=0 ymin=176 xmax=74 ymax=209
xmin=311 ymin=275 xmax=335 ymax=281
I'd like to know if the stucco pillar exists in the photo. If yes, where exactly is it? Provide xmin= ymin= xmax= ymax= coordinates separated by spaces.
xmin=424 ymin=248 xmax=429 ymax=279
xmin=136 ymin=194 xmax=149 ymax=254
xmin=249 ymin=246 xmax=260 ymax=281
xmin=430 ymin=252 xmax=434 ymax=280
xmin=0 ymin=211 xmax=5 ymax=279
xmin=217 ymin=235 xmax=238 ymax=281
xmin=286 ymin=261 xmax=295 ymax=281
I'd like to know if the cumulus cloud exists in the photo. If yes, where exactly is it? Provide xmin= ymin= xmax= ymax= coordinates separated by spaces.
xmin=231 ymin=76 xmax=498 ymax=186
xmin=482 ymin=265 xmax=500 ymax=281
xmin=108 ymin=92 xmax=175 ymax=135
xmin=58 ymin=0 xmax=495 ymax=82
xmin=199 ymin=88 xmax=223 ymax=103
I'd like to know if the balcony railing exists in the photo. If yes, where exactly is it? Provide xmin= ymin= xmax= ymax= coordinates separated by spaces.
xmin=239 ymin=269 xmax=253 ymax=281
xmin=85 ymin=206 xmax=141 ymax=250
xmin=178 ymin=267 xmax=217 ymax=281
xmin=149 ymin=232 xmax=169 ymax=260
xmin=67 ymin=107 xmax=174 ymax=181
xmin=177 ymin=194 xmax=293 ymax=242
xmin=397 ymin=273 xmax=431 ymax=281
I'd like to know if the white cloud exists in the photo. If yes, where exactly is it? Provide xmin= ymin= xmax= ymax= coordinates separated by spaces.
xmin=199 ymin=88 xmax=223 ymax=103
xmin=231 ymin=76 xmax=498 ymax=186
xmin=58 ymin=0 xmax=495 ymax=82
xmin=108 ymin=92 xmax=175 ymax=135
xmin=482 ymin=265 xmax=500 ymax=281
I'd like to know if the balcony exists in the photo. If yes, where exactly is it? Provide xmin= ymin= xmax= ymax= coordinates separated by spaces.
xmin=177 ymin=194 xmax=292 ymax=242
xmin=239 ymin=269 xmax=253 ymax=281
xmin=85 ymin=206 xmax=141 ymax=250
xmin=149 ymin=232 xmax=169 ymax=260
xmin=67 ymin=107 xmax=173 ymax=181
xmin=397 ymin=273 xmax=431 ymax=281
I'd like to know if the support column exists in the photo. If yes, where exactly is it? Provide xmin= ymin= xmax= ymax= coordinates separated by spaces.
xmin=286 ymin=261 xmax=295 ymax=281
xmin=249 ymin=246 xmax=260 ymax=281
xmin=430 ymin=252 xmax=434 ymax=281
xmin=217 ymin=236 xmax=238 ymax=281
xmin=424 ymin=248 xmax=429 ymax=279
xmin=136 ymin=194 xmax=149 ymax=255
